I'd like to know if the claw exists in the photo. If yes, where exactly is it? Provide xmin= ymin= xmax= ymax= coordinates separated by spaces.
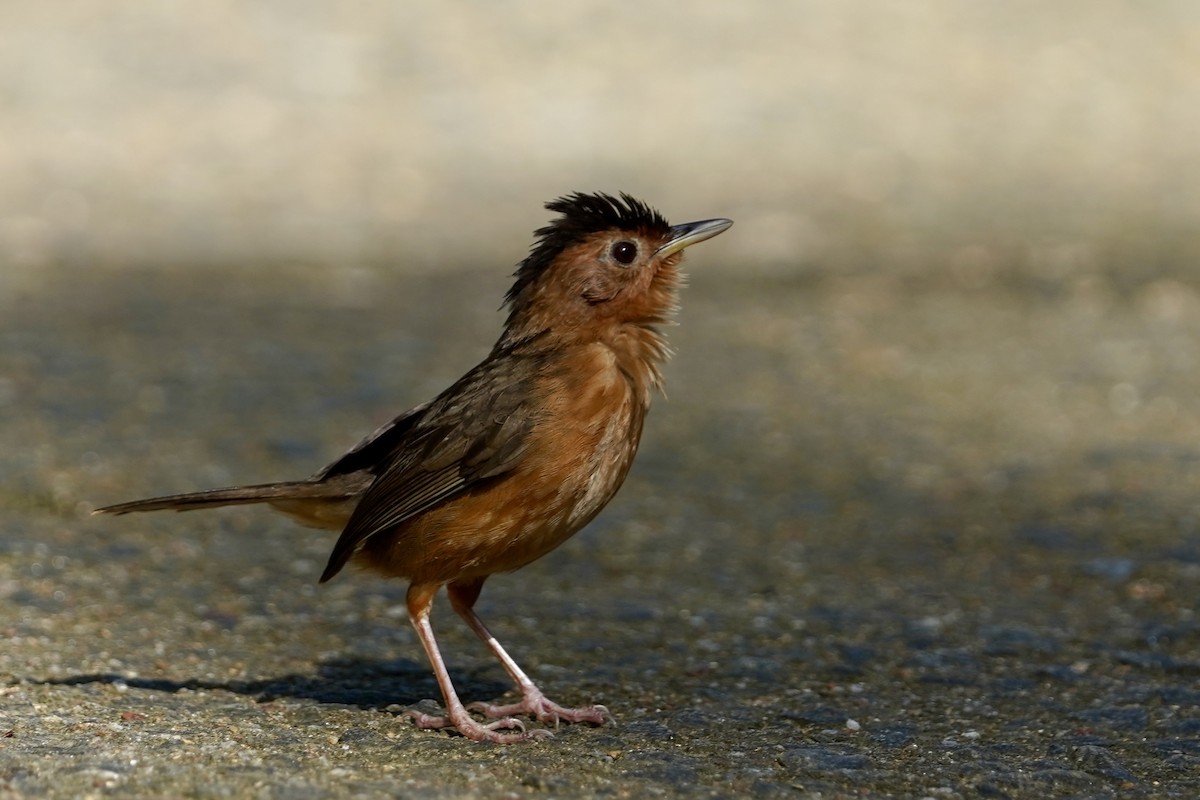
xmin=401 ymin=706 xmax=552 ymax=743
xmin=467 ymin=694 xmax=613 ymax=727
xmin=401 ymin=707 xmax=524 ymax=732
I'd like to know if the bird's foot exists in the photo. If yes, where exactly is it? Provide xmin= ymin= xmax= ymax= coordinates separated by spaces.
xmin=401 ymin=706 xmax=552 ymax=743
xmin=467 ymin=686 xmax=613 ymax=727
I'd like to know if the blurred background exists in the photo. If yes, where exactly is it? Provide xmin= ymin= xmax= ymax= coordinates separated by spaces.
xmin=3 ymin=1 xmax=1198 ymax=286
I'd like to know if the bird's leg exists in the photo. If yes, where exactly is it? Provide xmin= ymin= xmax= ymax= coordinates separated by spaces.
xmin=401 ymin=582 xmax=548 ymax=742
xmin=447 ymin=578 xmax=613 ymax=727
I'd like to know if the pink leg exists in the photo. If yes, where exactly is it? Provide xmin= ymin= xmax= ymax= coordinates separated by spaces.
xmin=402 ymin=582 xmax=549 ymax=742
xmin=447 ymin=578 xmax=613 ymax=727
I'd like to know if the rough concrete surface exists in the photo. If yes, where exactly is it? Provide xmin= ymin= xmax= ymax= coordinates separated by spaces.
xmin=2 ymin=264 xmax=1198 ymax=798
xmin=3 ymin=4 xmax=1200 ymax=797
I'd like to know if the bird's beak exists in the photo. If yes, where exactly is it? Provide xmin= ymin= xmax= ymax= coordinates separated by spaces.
xmin=656 ymin=218 xmax=734 ymax=258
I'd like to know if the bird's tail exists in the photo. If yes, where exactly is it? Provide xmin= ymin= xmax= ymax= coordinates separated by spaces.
xmin=93 ymin=481 xmax=342 ymax=515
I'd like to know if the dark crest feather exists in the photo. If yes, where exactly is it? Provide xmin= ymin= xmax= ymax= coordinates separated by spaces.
xmin=504 ymin=192 xmax=670 ymax=314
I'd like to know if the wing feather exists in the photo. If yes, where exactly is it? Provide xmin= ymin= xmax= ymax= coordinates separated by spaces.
xmin=319 ymin=351 xmax=544 ymax=582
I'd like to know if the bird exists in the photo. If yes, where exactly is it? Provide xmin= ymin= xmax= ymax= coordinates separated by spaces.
xmin=94 ymin=192 xmax=733 ymax=743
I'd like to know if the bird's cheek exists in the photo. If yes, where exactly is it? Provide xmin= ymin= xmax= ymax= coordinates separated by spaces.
xmin=580 ymin=273 xmax=621 ymax=305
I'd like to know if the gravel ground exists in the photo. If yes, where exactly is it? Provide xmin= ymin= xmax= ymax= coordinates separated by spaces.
xmin=1 ymin=264 xmax=1198 ymax=798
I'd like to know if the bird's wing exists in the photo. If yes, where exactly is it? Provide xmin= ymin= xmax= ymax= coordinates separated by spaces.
xmin=319 ymin=353 xmax=542 ymax=582
xmin=312 ymin=401 xmax=432 ymax=481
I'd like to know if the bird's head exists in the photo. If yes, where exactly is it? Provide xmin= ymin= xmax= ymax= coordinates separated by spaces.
xmin=500 ymin=192 xmax=732 ymax=348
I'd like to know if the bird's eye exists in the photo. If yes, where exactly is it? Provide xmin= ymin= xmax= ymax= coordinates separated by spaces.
xmin=610 ymin=241 xmax=638 ymax=265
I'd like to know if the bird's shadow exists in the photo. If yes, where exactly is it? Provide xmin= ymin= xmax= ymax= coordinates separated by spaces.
xmin=33 ymin=656 xmax=510 ymax=712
